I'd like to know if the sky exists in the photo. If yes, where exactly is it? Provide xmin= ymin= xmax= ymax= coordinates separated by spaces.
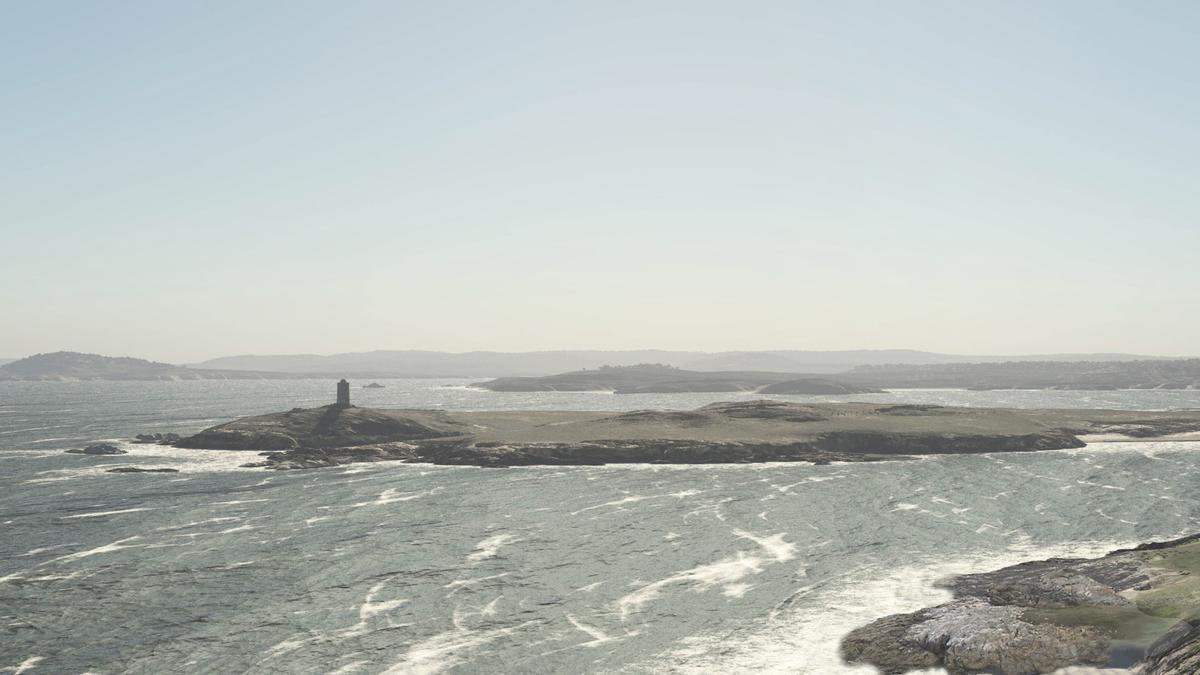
xmin=2 ymin=1 xmax=1198 ymax=363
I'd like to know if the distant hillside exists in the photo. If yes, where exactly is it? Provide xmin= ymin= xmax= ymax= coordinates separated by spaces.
xmin=841 ymin=359 xmax=1200 ymax=390
xmin=472 ymin=364 xmax=884 ymax=394
xmin=192 ymin=349 xmax=1182 ymax=378
xmin=194 ymin=350 xmax=705 ymax=377
xmin=0 ymin=358 xmax=14 ymax=367
xmin=0 ymin=352 xmax=302 ymax=381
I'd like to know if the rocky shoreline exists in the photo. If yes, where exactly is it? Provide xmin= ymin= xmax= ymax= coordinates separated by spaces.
xmin=841 ymin=535 xmax=1200 ymax=674
xmin=238 ymin=438 xmax=915 ymax=470
xmin=155 ymin=400 xmax=1200 ymax=470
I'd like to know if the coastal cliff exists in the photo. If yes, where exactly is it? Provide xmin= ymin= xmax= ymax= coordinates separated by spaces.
xmin=841 ymin=535 xmax=1200 ymax=674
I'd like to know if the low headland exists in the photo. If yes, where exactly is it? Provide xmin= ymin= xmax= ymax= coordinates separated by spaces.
xmin=842 ymin=534 xmax=1200 ymax=674
xmin=471 ymin=363 xmax=884 ymax=394
xmin=166 ymin=399 xmax=1200 ymax=470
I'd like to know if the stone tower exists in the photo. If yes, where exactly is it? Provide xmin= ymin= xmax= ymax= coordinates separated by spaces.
xmin=336 ymin=379 xmax=351 ymax=408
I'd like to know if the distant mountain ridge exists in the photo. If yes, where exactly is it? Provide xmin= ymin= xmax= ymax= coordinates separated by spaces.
xmin=0 ymin=352 xmax=302 ymax=381
xmin=5 ymin=350 xmax=1196 ymax=386
xmin=192 ymin=349 xmax=1183 ymax=378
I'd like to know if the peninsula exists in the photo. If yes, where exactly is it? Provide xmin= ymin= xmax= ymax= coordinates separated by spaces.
xmin=169 ymin=388 xmax=1200 ymax=469
xmin=842 ymin=534 xmax=1200 ymax=674
xmin=471 ymin=363 xmax=884 ymax=394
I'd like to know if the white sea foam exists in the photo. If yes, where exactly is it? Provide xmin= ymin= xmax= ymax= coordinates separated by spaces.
xmin=570 ymin=495 xmax=650 ymax=515
xmin=443 ymin=572 xmax=510 ymax=595
xmin=64 ymin=507 xmax=154 ymax=519
xmin=565 ymin=613 xmax=618 ymax=646
xmin=155 ymin=516 xmax=242 ymax=532
xmin=42 ymin=536 xmax=143 ymax=566
xmin=618 ymin=529 xmax=795 ymax=620
xmin=722 ymin=582 xmax=754 ymax=598
xmin=348 ymin=487 xmax=439 ymax=508
xmin=467 ymin=534 xmax=519 ymax=562
xmin=19 ymin=544 xmax=74 ymax=557
xmin=618 ymin=538 xmax=1140 ymax=675
xmin=263 ymin=582 xmax=411 ymax=661
xmin=380 ymin=620 xmax=538 ymax=675
xmin=733 ymin=529 xmax=797 ymax=562
xmin=341 ymin=582 xmax=410 ymax=637
xmin=570 ymin=581 xmax=603 ymax=594
xmin=9 ymin=656 xmax=45 ymax=674
xmin=110 ymin=440 xmax=263 ymax=473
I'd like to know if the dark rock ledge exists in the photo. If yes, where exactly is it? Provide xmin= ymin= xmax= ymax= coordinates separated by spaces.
xmin=841 ymin=534 xmax=1200 ymax=674
xmin=65 ymin=443 xmax=126 ymax=455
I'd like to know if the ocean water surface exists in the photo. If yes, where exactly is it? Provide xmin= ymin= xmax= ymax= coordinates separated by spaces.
xmin=2 ymin=380 xmax=1199 ymax=674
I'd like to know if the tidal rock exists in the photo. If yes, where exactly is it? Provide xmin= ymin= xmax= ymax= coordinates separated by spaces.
xmin=839 ymin=611 xmax=941 ymax=672
xmin=133 ymin=433 xmax=180 ymax=444
xmin=66 ymin=443 xmax=126 ymax=455
xmin=988 ymin=569 xmax=1131 ymax=608
xmin=842 ymin=598 xmax=1109 ymax=674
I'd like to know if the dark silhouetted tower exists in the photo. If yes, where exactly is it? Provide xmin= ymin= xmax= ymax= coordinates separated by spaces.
xmin=336 ymin=379 xmax=351 ymax=408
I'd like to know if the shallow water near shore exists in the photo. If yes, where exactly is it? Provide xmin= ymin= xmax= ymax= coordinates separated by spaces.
xmin=2 ymin=381 xmax=1199 ymax=673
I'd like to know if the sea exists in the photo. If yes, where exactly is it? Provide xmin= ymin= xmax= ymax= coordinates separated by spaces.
xmin=3 ymin=380 xmax=1200 ymax=675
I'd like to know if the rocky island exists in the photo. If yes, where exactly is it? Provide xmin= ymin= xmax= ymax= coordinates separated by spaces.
xmin=841 ymin=534 xmax=1200 ymax=674
xmin=168 ymin=391 xmax=1200 ymax=470
xmin=472 ymin=363 xmax=885 ymax=394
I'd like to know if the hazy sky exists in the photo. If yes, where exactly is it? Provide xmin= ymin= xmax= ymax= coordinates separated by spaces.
xmin=3 ymin=1 xmax=1198 ymax=362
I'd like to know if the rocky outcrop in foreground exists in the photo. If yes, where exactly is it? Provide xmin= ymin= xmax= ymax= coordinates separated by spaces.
xmin=167 ymin=400 xmax=1200 ymax=470
xmin=841 ymin=535 xmax=1200 ymax=674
